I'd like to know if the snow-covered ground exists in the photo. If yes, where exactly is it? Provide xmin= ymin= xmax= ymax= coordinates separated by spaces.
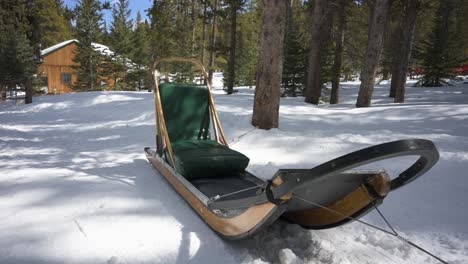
xmin=1 ymin=80 xmax=467 ymax=264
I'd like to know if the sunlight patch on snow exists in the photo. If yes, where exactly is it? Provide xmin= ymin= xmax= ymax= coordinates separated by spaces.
xmin=0 ymin=188 xmax=57 ymax=210
xmin=439 ymin=151 xmax=468 ymax=161
xmin=27 ymin=102 xmax=74 ymax=111
xmin=188 ymin=232 xmax=201 ymax=259
xmin=93 ymin=135 xmax=122 ymax=141
xmin=0 ymin=136 xmax=42 ymax=142
xmin=89 ymin=93 xmax=144 ymax=106
xmin=0 ymin=147 xmax=63 ymax=157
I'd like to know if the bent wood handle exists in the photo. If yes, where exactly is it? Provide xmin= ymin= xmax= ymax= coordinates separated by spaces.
xmin=273 ymin=139 xmax=440 ymax=197
xmin=209 ymin=139 xmax=439 ymax=210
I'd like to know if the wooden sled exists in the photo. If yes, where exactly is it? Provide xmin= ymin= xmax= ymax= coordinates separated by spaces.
xmin=145 ymin=57 xmax=439 ymax=240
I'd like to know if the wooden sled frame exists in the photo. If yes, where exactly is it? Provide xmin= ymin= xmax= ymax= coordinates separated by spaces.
xmin=151 ymin=57 xmax=228 ymax=170
xmin=146 ymin=57 xmax=440 ymax=239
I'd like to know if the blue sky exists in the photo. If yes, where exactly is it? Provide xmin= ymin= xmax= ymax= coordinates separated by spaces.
xmin=63 ymin=0 xmax=152 ymax=25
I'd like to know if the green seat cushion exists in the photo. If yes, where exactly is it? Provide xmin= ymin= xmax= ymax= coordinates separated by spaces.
xmin=172 ymin=140 xmax=250 ymax=179
xmin=159 ymin=83 xmax=211 ymax=142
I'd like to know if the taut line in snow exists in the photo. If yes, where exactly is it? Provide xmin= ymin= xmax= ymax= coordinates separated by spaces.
xmin=228 ymin=127 xmax=257 ymax=146
xmin=73 ymin=219 xmax=88 ymax=239
xmin=292 ymin=194 xmax=449 ymax=264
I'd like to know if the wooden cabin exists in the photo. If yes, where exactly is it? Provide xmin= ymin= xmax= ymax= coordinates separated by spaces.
xmin=38 ymin=40 xmax=79 ymax=94
xmin=38 ymin=39 xmax=117 ymax=94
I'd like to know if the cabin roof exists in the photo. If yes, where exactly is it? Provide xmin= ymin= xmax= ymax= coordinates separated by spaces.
xmin=40 ymin=39 xmax=115 ymax=57
xmin=40 ymin=39 xmax=139 ymax=70
xmin=40 ymin=39 xmax=78 ymax=56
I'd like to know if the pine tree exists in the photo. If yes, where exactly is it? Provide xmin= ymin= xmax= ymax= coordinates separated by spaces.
xmin=130 ymin=11 xmax=151 ymax=90
xmin=341 ymin=2 xmax=369 ymax=82
xmin=0 ymin=0 xmax=40 ymax=103
xmin=36 ymin=0 xmax=72 ymax=48
xmin=208 ymin=0 xmax=219 ymax=86
xmin=330 ymin=0 xmax=347 ymax=104
xmin=234 ymin=0 xmax=260 ymax=87
xmin=225 ymin=0 xmax=245 ymax=94
xmin=109 ymin=0 xmax=133 ymax=89
xmin=418 ymin=0 xmax=464 ymax=87
xmin=282 ymin=0 xmax=307 ymax=97
xmin=72 ymin=0 xmax=104 ymax=91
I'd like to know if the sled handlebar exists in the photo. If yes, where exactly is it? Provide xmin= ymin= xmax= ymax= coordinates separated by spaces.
xmin=208 ymin=139 xmax=439 ymax=210
xmin=273 ymin=138 xmax=440 ymax=195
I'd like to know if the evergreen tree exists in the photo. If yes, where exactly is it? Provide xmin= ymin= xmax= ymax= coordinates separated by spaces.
xmin=36 ymin=0 xmax=72 ymax=48
xmin=148 ymin=0 xmax=193 ymax=83
xmin=282 ymin=0 xmax=307 ymax=97
xmin=109 ymin=0 xmax=133 ymax=89
xmin=234 ymin=1 xmax=260 ymax=87
xmin=0 ymin=0 xmax=40 ymax=103
xmin=330 ymin=0 xmax=348 ymax=104
xmin=55 ymin=0 xmax=75 ymax=36
xmin=225 ymin=0 xmax=245 ymax=94
xmin=418 ymin=0 xmax=465 ymax=86
xmin=341 ymin=1 xmax=369 ymax=81
xmin=129 ymin=11 xmax=151 ymax=90
xmin=72 ymin=0 xmax=104 ymax=91
xmin=208 ymin=0 xmax=219 ymax=86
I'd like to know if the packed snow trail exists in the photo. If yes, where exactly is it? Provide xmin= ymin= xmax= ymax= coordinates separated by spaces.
xmin=1 ymin=81 xmax=467 ymax=263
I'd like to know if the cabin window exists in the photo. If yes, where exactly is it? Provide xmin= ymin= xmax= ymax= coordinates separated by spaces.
xmin=62 ymin=73 xmax=72 ymax=84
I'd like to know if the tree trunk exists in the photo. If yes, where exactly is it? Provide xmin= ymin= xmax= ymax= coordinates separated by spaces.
xmin=382 ymin=69 xmax=389 ymax=80
xmin=89 ymin=53 xmax=93 ymax=91
xmin=227 ymin=1 xmax=238 ymax=95
xmin=252 ymin=0 xmax=287 ymax=129
xmin=208 ymin=0 xmax=218 ymax=87
xmin=389 ymin=19 xmax=404 ymax=97
xmin=25 ymin=78 xmax=33 ymax=104
xmin=394 ymin=0 xmax=419 ymax=103
xmin=356 ymin=0 xmax=391 ymax=107
xmin=304 ymin=0 xmax=331 ymax=104
xmin=330 ymin=0 xmax=346 ymax=105
xmin=191 ymin=0 xmax=196 ymax=55
xmin=201 ymin=0 xmax=207 ymax=84
xmin=1 ymin=84 xmax=5 ymax=101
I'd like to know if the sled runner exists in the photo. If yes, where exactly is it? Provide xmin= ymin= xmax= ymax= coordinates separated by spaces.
xmin=145 ymin=57 xmax=439 ymax=240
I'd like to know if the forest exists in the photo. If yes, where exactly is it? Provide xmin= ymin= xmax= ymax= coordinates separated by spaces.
xmin=0 ymin=0 xmax=467 ymax=128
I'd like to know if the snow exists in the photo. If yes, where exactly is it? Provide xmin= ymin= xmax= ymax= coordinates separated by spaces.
xmin=1 ymin=80 xmax=468 ymax=264
xmin=41 ymin=39 xmax=113 ymax=57
xmin=40 ymin=39 xmax=125 ymax=64
xmin=40 ymin=39 xmax=78 ymax=56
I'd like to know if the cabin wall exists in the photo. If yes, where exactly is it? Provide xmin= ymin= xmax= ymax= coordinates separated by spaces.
xmin=38 ymin=42 xmax=120 ymax=94
xmin=38 ymin=43 xmax=78 ymax=94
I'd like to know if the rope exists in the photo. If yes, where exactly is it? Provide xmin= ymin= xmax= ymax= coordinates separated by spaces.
xmin=228 ymin=127 xmax=257 ymax=146
xmin=209 ymin=184 xmax=264 ymax=201
xmin=292 ymin=194 xmax=450 ymax=264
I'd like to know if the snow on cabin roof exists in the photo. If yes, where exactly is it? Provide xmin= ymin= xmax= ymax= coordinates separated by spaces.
xmin=40 ymin=39 xmax=78 ymax=56
xmin=40 ymin=39 xmax=138 ymax=69
xmin=40 ymin=39 xmax=114 ymax=57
